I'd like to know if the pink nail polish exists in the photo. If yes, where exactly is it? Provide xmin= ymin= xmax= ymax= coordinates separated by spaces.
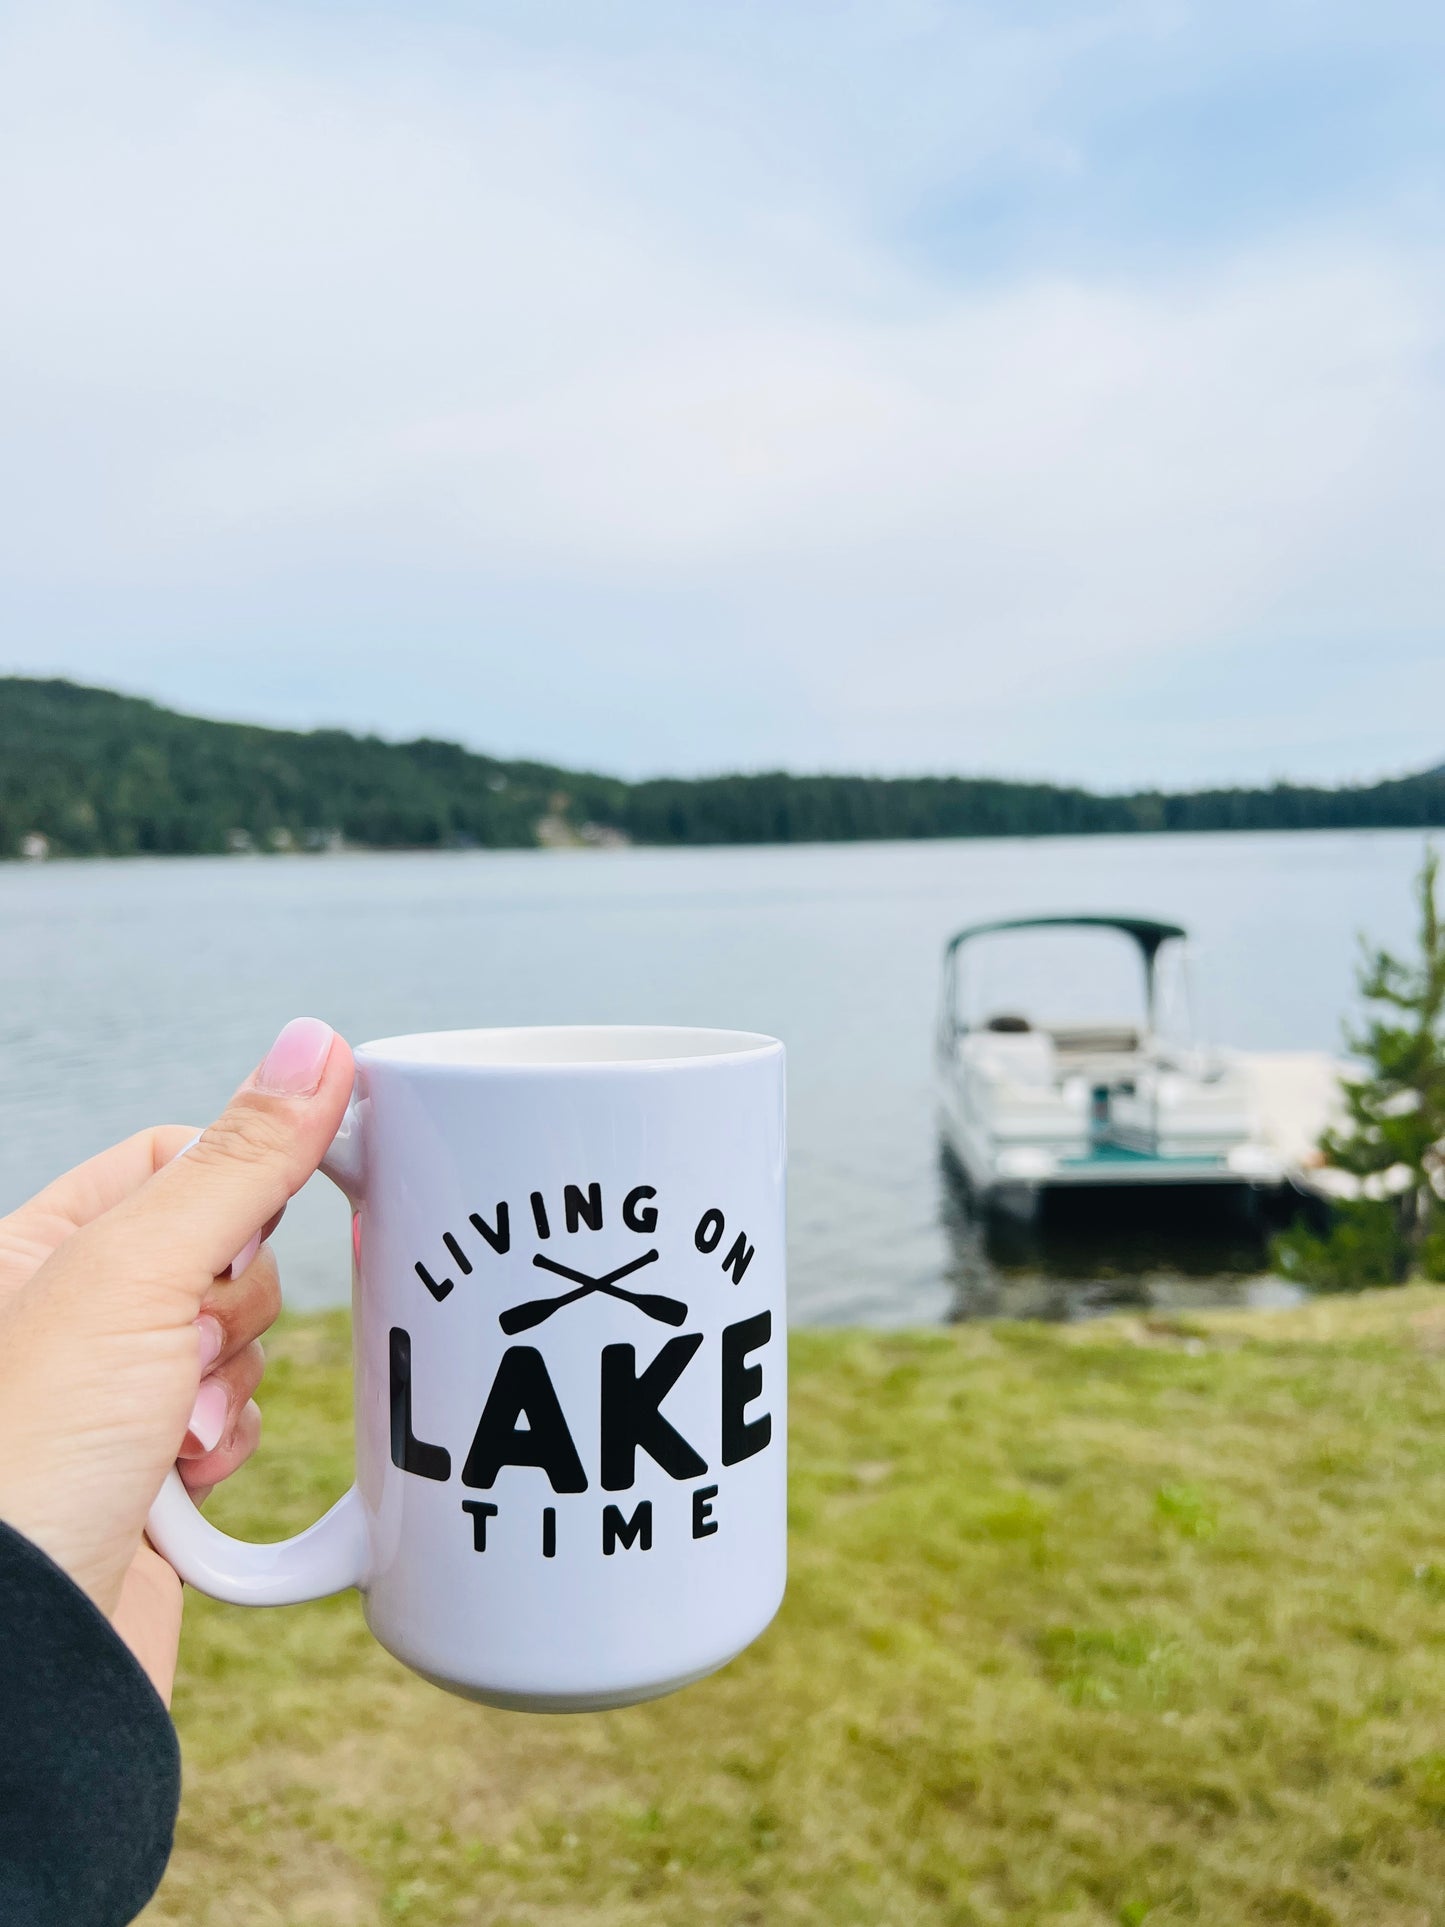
xmin=226 ymin=1232 xmax=262 ymax=1280
xmin=186 ymin=1379 xmax=229 ymax=1454
xmin=195 ymin=1315 xmax=225 ymax=1371
xmin=256 ymin=1017 xmax=334 ymax=1098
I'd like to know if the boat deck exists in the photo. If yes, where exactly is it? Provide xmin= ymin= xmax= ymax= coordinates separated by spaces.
xmin=1056 ymin=1144 xmax=1244 ymax=1183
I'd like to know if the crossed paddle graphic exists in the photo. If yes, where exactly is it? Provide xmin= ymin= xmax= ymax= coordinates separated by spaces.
xmin=499 ymin=1248 xmax=688 ymax=1335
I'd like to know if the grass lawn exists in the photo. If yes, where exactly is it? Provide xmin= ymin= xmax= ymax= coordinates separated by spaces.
xmin=145 ymin=1290 xmax=1445 ymax=1927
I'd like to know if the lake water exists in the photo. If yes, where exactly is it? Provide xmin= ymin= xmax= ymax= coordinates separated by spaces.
xmin=0 ymin=829 xmax=1429 ymax=1324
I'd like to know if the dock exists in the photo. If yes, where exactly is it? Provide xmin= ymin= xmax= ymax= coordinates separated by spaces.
xmin=1231 ymin=1050 xmax=1351 ymax=1197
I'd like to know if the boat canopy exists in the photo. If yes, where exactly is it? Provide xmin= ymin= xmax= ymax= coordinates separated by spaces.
xmin=943 ymin=915 xmax=1187 ymax=969
xmin=939 ymin=915 xmax=1189 ymax=1036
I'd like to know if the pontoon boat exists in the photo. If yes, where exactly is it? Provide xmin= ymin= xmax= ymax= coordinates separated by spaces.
xmin=935 ymin=915 xmax=1285 ymax=1206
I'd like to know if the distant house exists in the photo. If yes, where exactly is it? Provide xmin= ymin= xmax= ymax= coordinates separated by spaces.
xmin=578 ymin=822 xmax=630 ymax=849
xmin=20 ymin=832 xmax=49 ymax=861
xmin=535 ymin=814 xmax=630 ymax=850
xmin=534 ymin=812 xmax=575 ymax=849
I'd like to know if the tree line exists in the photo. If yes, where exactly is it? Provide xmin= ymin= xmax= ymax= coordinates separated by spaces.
xmin=3 ymin=676 xmax=1442 ymax=859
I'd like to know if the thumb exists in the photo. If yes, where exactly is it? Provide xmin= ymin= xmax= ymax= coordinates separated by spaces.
xmin=101 ymin=1018 xmax=355 ymax=1317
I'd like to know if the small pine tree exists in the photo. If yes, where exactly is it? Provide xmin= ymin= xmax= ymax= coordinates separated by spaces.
xmin=1274 ymin=846 xmax=1445 ymax=1289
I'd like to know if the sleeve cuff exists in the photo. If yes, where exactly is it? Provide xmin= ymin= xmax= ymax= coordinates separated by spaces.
xmin=0 ymin=1516 xmax=180 ymax=1927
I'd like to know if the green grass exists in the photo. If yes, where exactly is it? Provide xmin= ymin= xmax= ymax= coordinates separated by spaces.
xmin=146 ymin=1291 xmax=1445 ymax=1926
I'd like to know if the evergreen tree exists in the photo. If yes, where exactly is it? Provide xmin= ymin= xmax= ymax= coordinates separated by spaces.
xmin=1275 ymin=847 xmax=1445 ymax=1288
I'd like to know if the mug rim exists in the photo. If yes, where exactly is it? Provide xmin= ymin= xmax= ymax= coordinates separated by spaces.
xmin=355 ymin=1023 xmax=783 ymax=1072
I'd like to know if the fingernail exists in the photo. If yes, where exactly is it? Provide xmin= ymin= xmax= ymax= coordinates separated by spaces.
xmin=256 ymin=1017 xmax=334 ymax=1097
xmin=195 ymin=1315 xmax=225 ymax=1371
xmin=186 ymin=1379 xmax=229 ymax=1454
xmin=226 ymin=1232 xmax=262 ymax=1280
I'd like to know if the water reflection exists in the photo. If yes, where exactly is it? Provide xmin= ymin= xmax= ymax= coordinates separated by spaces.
xmin=938 ymin=1143 xmax=1309 ymax=1323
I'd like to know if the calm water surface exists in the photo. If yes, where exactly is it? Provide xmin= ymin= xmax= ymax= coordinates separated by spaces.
xmin=0 ymin=830 xmax=1428 ymax=1324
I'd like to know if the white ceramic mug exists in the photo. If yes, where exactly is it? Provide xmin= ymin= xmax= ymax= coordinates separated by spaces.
xmin=147 ymin=1025 xmax=787 ymax=1712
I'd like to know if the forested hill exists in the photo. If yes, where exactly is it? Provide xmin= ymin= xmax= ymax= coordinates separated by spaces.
xmin=2 ymin=676 xmax=1442 ymax=858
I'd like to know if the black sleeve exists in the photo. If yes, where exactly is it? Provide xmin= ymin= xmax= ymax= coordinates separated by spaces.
xmin=0 ymin=1518 xmax=180 ymax=1927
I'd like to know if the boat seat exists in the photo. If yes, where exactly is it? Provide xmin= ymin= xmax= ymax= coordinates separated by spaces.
xmin=1049 ymin=1025 xmax=1140 ymax=1055
xmin=964 ymin=1029 xmax=1057 ymax=1088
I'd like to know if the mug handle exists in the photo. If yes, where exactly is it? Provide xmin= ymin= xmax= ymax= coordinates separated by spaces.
xmin=144 ymin=1107 xmax=371 ymax=1606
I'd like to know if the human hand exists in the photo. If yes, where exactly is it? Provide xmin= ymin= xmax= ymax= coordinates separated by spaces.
xmin=0 ymin=1018 xmax=353 ymax=1701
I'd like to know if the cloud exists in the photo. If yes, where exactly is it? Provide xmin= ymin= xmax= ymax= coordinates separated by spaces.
xmin=0 ymin=0 xmax=1441 ymax=783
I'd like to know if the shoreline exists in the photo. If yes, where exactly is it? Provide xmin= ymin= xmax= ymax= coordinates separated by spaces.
xmin=6 ymin=819 xmax=1440 ymax=868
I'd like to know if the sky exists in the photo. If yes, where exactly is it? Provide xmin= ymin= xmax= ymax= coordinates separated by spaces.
xmin=1 ymin=0 xmax=1442 ymax=789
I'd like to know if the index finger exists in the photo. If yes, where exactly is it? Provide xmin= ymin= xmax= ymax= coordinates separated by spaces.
xmin=4 ymin=1125 xmax=202 ymax=1248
